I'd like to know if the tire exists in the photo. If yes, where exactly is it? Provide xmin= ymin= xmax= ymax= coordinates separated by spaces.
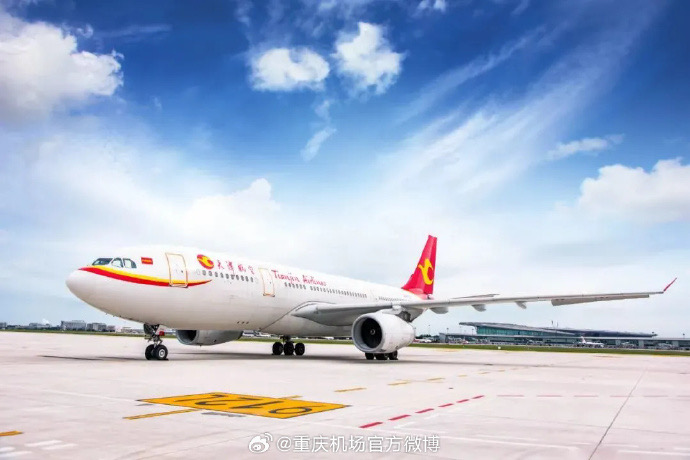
xmin=284 ymin=341 xmax=295 ymax=356
xmin=295 ymin=342 xmax=305 ymax=356
xmin=145 ymin=344 xmax=154 ymax=360
xmin=365 ymin=353 xmax=374 ymax=360
xmin=272 ymin=342 xmax=284 ymax=355
xmin=153 ymin=345 xmax=168 ymax=361
xmin=387 ymin=351 xmax=398 ymax=361
xmin=374 ymin=353 xmax=387 ymax=360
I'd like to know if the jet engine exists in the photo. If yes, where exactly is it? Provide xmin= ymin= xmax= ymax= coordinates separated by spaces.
xmin=351 ymin=311 xmax=415 ymax=354
xmin=176 ymin=330 xmax=243 ymax=346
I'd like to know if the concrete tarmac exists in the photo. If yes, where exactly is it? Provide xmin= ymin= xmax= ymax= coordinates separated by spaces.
xmin=1 ymin=332 xmax=689 ymax=459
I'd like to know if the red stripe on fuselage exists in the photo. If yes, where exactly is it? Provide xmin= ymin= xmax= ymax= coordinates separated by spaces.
xmin=79 ymin=267 xmax=210 ymax=287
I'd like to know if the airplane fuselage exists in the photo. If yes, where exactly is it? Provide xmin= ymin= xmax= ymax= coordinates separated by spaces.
xmin=67 ymin=247 xmax=422 ymax=336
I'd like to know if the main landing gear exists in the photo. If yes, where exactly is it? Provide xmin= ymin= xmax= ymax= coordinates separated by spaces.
xmin=272 ymin=336 xmax=306 ymax=357
xmin=364 ymin=351 xmax=398 ymax=361
xmin=144 ymin=324 xmax=168 ymax=361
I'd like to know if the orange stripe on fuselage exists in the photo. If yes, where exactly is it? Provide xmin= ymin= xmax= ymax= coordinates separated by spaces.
xmin=80 ymin=266 xmax=211 ymax=287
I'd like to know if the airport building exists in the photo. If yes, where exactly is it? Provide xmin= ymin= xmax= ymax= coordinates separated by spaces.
xmin=60 ymin=320 xmax=87 ymax=331
xmin=439 ymin=322 xmax=690 ymax=350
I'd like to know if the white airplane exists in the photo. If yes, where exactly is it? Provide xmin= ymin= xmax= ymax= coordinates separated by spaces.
xmin=65 ymin=236 xmax=676 ymax=361
xmin=577 ymin=336 xmax=605 ymax=348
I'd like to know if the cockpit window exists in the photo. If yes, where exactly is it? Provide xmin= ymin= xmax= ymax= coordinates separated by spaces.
xmin=111 ymin=258 xmax=123 ymax=268
xmin=123 ymin=258 xmax=137 ymax=269
xmin=92 ymin=258 xmax=112 ymax=266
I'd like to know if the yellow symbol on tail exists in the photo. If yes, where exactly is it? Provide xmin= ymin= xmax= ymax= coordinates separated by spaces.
xmin=418 ymin=258 xmax=434 ymax=285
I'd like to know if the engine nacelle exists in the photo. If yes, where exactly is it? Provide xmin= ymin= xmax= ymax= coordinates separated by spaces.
xmin=351 ymin=311 xmax=415 ymax=354
xmin=176 ymin=330 xmax=243 ymax=346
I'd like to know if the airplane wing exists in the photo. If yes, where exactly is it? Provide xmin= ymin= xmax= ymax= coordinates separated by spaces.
xmin=291 ymin=279 xmax=676 ymax=327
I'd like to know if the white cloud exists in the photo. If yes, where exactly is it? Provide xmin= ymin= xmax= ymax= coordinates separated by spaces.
xmin=301 ymin=126 xmax=336 ymax=161
xmin=314 ymin=98 xmax=332 ymax=121
xmin=96 ymin=24 xmax=171 ymax=42
xmin=0 ymin=9 xmax=123 ymax=122
xmin=333 ymin=22 xmax=403 ymax=95
xmin=250 ymin=47 xmax=329 ymax=91
xmin=577 ymin=158 xmax=690 ymax=223
xmin=418 ymin=0 xmax=446 ymax=12
xmin=547 ymin=134 xmax=624 ymax=160
xmin=397 ymin=29 xmax=545 ymax=124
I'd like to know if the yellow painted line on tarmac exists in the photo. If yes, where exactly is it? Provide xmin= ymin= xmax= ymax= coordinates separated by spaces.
xmin=0 ymin=431 xmax=23 ymax=437
xmin=458 ymin=374 xmax=467 ymax=377
xmin=388 ymin=380 xmax=412 ymax=386
xmin=142 ymin=392 xmax=346 ymax=419
xmin=124 ymin=408 xmax=200 ymax=420
xmin=278 ymin=395 xmax=302 ymax=399
xmin=426 ymin=377 xmax=445 ymax=382
xmin=479 ymin=371 xmax=490 ymax=374
xmin=334 ymin=387 xmax=366 ymax=393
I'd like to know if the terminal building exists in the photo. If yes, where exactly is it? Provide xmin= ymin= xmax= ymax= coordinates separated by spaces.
xmin=439 ymin=322 xmax=689 ymax=350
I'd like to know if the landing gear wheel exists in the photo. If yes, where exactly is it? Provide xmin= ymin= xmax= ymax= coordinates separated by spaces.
xmin=387 ymin=351 xmax=398 ymax=361
xmin=284 ymin=341 xmax=295 ymax=356
xmin=272 ymin=342 xmax=284 ymax=355
xmin=374 ymin=353 xmax=387 ymax=360
xmin=144 ymin=324 xmax=166 ymax=361
xmin=295 ymin=342 xmax=305 ymax=356
xmin=365 ymin=353 xmax=374 ymax=360
xmin=153 ymin=345 xmax=168 ymax=361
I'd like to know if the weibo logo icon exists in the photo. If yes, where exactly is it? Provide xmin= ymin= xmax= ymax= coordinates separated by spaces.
xmin=197 ymin=254 xmax=214 ymax=269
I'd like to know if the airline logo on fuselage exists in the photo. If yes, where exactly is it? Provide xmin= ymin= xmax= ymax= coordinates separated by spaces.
xmin=197 ymin=254 xmax=214 ymax=269
xmin=418 ymin=258 xmax=434 ymax=285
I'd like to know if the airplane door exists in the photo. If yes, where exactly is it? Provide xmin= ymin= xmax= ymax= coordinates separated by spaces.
xmin=166 ymin=253 xmax=188 ymax=287
xmin=258 ymin=268 xmax=275 ymax=296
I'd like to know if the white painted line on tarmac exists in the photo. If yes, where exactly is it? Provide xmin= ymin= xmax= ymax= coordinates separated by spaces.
xmin=619 ymin=450 xmax=690 ymax=457
xmin=444 ymin=435 xmax=575 ymax=450
xmin=393 ymin=422 xmax=415 ymax=429
xmin=405 ymin=427 xmax=448 ymax=434
xmin=26 ymin=440 xmax=62 ymax=447
xmin=43 ymin=444 xmax=76 ymax=451
xmin=0 ymin=448 xmax=14 ymax=453
xmin=474 ymin=434 xmax=540 ymax=442
xmin=0 ymin=451 xmax=31 ymax=458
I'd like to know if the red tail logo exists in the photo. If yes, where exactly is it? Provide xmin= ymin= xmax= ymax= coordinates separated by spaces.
xmin=402 ymin=235 xmax=437 ymax=297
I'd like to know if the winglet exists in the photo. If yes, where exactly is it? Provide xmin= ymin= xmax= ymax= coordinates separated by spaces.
xmin=663 ymin=278 xmax=677 ymax=292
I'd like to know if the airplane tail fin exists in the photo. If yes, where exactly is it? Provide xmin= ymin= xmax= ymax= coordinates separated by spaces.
xmin=402 ymin=235 xmax=437 ymax=297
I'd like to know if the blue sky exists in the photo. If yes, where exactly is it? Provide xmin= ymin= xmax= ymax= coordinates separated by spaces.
xmin=0 ymin=0 xmax=689 ymax=335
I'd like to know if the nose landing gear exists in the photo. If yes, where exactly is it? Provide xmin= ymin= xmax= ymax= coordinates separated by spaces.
xmin=144 ymin=324 xmax=168 ymax=361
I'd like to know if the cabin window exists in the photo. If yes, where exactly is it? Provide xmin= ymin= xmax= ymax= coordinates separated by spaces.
xmin=111 ymin=258 xmax=123 ymax=268
xmin=91 ymin=258 xmax=112 ymax=266
xmin=123 ymin=258 xmax=137 ymax=269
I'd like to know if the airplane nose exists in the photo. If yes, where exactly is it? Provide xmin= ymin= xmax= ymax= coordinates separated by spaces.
xmin=66 ymin=269 xmax=92 ymax=302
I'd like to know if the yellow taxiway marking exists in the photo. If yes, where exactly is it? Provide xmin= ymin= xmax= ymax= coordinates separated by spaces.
xmin=0 ymin=431 xmax=22 ymax=437
xmin=142 ymin=393 xmax=346 ymax=419
xmin=388 ymin=380 xmax=412 ymax=386
xmin=426 ymin=377 xmax=445 ymax=382
xmin=124 ymin=408 xmax=200 ymax=420
xmin=334 ymin=387 xmax=366 ymax=393
xmin=458 ymin=374 xmax=467 ymax=377
xmin=278 ymin=395 xmax=302 ymax=399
